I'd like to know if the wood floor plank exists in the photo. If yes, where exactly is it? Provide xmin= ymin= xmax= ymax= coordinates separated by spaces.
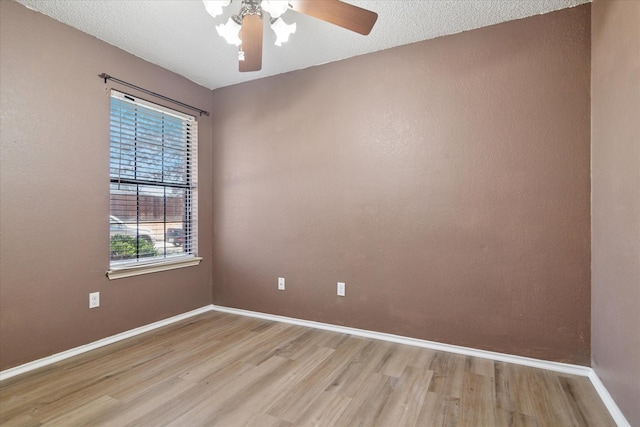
xmin=496 ymin=408 xmax=540 ymax=427
xmin=0 ymin=341 xmax=172 ymax=421
xmin=211 ymin=346 xmax=337 ymax=426
xmin=121 ymin=382 xmax=213 ymax=426
xmin=324 ymin=339 xmax=393 ymax=398
xmin=469 ymin=355 xmax=495 ymax=378
xmin=427 ymin=351 xmax=467 ymax=399
xmin=559 ymin=374 xmax=618 ymax=427
xmin=373 ymin=365 xmax=433 ymax=427
xmin=331 ymin=372 xmax=395 ymax=426
xmin=239 ymin=412 xmax=292 ymax=427
xmin=40 ymin=395 xmax=119 ymax=426
xmin=292 ymin=390 xmax=352 ymax=426
xmin=0 ymin=312 xmax=616 ymax=427
xmin=416 ymin=390 xmax=461 ymax=426
xmin=406 ymin=345 xmax=438 ymax=370
xmin=496 ymin=360 xmax=518 ymax=413
xmin=265 ymin=336 xmax=368 ymax=422
xmin=240 ymin=323 xmax=312 ymax=366
xmin=163 ymin=356 xmax=292 ymax=426
xmin=459 ymin=371 xmax=497 ymax=426
xmin=29 ymin=332 xmax=222 ymax=420
xmin=377 ymin=343 xmax=415 ymax=378
xmin=92 ymin=377 xmax=196 ymax=426
xmin=0 ymin=413 xmax=41 ymax=427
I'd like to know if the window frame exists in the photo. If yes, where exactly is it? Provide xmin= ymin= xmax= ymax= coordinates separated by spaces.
xmin=107 ymin=90 xmax=201 ymax=280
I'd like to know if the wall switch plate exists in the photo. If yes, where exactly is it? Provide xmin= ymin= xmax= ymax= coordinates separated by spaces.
xmin=278 ymin=277 xmax=285 ymax=291
xmin=89 ymin=292 xmax=100 ymax=308
xmin=337 ymin=282 xmax=346 ymax=297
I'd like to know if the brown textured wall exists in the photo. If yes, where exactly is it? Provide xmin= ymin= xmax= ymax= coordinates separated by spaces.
xmin=591 ymin=0 xmax=640 ymax=424
xmin=211 ymin=5 xmax=592 ymax=364
xmin=0 ymin=1 xmax=213 ymax=370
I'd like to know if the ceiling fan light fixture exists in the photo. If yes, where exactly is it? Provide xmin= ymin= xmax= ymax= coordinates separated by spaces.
xmin=271 ymin=17 xmax=296 ymax=46
xmin=203 ymin=0 xmax=231 ymax=18
xmin=261 ymin=0 xmax=289 ymax=19
xmin=216 ymin=16 xmax=243 ymax=46
xmin=203 ymin=0 xmax=377 ymax=72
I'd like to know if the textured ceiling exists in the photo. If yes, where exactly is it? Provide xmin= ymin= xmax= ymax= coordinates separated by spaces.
xmin=15 ymin=0 xmax=589 ymax=90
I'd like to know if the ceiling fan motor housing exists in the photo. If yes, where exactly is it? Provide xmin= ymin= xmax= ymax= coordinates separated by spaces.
xmin=239 ymin=0 xmax=263 ymax=19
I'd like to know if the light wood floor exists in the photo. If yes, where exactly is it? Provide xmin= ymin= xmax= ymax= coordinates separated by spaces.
xmin=0 ymin=311 xmax=615 ymax=426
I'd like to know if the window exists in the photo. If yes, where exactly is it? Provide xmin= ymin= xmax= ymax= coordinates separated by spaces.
xmin=108 ymin=90 xmax=200 ymax=279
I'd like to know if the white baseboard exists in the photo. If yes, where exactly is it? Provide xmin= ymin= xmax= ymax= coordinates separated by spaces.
xmin=587 ymin=369 xmax=632 ymax=427
xmin=210 ymin=305 xmax=592 ymax=375
xmin=210 ymin=305 xmax=630 ymax=427
xmin=0 ymin=304 xmax=630 ymax=426
xmin=0 ymin=305 xmax=213 ymax=382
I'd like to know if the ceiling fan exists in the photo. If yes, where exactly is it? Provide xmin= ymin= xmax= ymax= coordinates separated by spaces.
xmin=203 ymin=0 xmax=378 ymax=72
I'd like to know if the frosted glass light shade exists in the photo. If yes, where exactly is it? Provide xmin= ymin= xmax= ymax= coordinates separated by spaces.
xmin=203 ymin=0 xmax=231 ymax=18
xmin=216 ymin=17 xmax=242 ymax=46
xmin=261 ymin=0 xmax=289 ymax=18
xmin=271 ymin=18 xmax=296 ymax=46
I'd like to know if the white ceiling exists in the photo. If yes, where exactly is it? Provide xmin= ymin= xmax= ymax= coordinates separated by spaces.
xmin=15 ymin=0 xmax=589 ymax=90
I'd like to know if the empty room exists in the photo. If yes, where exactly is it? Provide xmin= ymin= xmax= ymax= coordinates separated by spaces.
xmin=0 ymin=0 xmax=638 ymax=425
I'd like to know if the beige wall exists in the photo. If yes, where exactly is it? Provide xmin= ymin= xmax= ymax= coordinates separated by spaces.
xmin=5 ymin=0 xmax=637 ymax=420
xmin=211 ymin=5 xmax=592 ymax=364
xmin=591 ymin=0 xmax=640 ymax=424
xmin=1 ymin=0 xmax=596 ymax=372
xmin=0 ymin=0 xmax=213 ymax=370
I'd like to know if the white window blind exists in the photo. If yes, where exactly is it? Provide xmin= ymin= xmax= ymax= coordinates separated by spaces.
xmin=109 ymin=90 xmax=198 ymax=271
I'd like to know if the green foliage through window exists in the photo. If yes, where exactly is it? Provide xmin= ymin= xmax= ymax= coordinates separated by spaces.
xmin=110 ymin=234 xmax=158 ymax=260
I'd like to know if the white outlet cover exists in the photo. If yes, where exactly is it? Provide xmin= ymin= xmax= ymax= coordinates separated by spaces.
xmin=278 ymin=277 xmax=285 ymax=291
xmin=337 ymin=282 xmax=346 ymax=297
xmin=89 ymin=292 xmax=100 ymax=308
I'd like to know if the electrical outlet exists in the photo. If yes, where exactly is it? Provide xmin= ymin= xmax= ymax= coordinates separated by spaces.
xmin=278 ymin=277 xmax=285 ymax=291
xmin=337 ymin=282 xmax=346 ymax=297
xmin=89 ymin=292 xmax=100 ymax=308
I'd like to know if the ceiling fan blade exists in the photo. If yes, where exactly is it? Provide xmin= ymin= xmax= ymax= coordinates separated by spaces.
xmin=239 ymin=14 xmax=263 ymax=72
xmin=288 ymin=0 xmax=378 ymax=35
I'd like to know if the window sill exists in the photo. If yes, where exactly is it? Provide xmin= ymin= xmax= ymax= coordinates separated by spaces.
xmin=107 ymin=256 xmax=202 ymax=280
